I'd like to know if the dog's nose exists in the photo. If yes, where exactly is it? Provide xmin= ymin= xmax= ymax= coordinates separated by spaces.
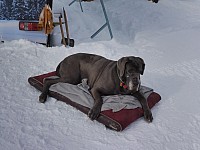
xmin=132 ymin=78 xmax=141 ymax=91
xmin=128 ymin=83 xmax=139 ymax=92
xmin=132 ymin=77 xmax=139 ymax=85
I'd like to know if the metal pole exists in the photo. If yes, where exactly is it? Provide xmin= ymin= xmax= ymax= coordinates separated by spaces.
xmin=91 ymin=0 xmax=113 ymax=39
xmin=79 ymin=0 xmax=84 ymax=12
xmin=69 ymin=0 xmax=83 ymax=12
xmin=91 ymin=23 xmax=107 ymax=39
xmin=69 ymin=0 xmax=76 ymax=6
xmin=100 ymin=0 xmax=113 ymax=39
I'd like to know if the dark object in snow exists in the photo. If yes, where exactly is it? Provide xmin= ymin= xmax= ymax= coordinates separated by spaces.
xmin=28 ymin=71 xmax=161 ymax=131
xmin=82 ymin=0 xmax=94 ymax=2
xmin=149 ymin=0 xmax=159 ymax=3
xmin=39 ymin=53 xmax=153 ymax=122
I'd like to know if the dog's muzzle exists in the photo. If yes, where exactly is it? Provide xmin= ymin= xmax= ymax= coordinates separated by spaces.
xmin=127 ymin=80 xmax=141 ymax=92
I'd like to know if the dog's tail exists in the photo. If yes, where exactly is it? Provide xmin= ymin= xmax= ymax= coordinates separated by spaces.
xmin=56 ymin=63 xmax=61 ymax=77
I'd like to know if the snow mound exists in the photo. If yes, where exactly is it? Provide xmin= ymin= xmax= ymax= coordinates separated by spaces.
xmin=1 ymin=0 xmax=200 ymax=149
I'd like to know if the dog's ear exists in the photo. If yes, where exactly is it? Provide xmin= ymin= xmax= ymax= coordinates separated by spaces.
xmin=117 ymin=57 xmax=129 ymax=78
xmin=128 ymin=56 xmax=145 ymax=75
xmin=137 ymin=57 xmax=145 ymax=75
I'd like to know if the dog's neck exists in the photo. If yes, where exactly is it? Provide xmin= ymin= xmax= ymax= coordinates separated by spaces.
xmin=116 ymin=65 xmax=128 ymax=90
xmin=116 ymin=62 xmax=124 ymax=82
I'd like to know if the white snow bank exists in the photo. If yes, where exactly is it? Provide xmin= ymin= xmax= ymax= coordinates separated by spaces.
xmin=1 ymin=0 xmax=200 ymax=149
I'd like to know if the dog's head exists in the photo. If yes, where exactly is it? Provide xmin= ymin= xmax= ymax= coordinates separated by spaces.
xmin=117 ymin=56 xmax=145 ymax=93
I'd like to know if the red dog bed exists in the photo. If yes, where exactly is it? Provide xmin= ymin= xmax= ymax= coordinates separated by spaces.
xmin=28 ymin=71 xmax=161 ymax=131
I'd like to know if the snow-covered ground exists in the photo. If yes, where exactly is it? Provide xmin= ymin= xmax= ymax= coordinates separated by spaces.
xmin=1 ymin=0 xmax=200 ymax=149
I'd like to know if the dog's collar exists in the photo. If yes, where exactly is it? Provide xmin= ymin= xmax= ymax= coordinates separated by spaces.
xmin=120 ymin=82 xmax=128 ymax=89
xmin=116 ymin=62 xmax=128 ymax=89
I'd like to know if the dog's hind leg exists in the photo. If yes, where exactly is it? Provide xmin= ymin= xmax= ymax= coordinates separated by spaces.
xmin=39 ymin=77 xmax=65 ymax=103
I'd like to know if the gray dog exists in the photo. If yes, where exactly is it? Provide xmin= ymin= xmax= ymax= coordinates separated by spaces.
xmin=39 ymin=53 xmax=153 ymax=122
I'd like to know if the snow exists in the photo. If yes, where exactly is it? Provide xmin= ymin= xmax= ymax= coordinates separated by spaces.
xmin=1 ymin=0 xmax=200 ymax=149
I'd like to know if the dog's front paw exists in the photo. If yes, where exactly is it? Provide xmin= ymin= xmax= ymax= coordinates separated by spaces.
xmin=88 ymin=106 xmax=101 ymax=120
xmin=39 ymin=93 xmax=47 ymax=103
xmin=144 ymin=109 xmax=153 ymax=122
